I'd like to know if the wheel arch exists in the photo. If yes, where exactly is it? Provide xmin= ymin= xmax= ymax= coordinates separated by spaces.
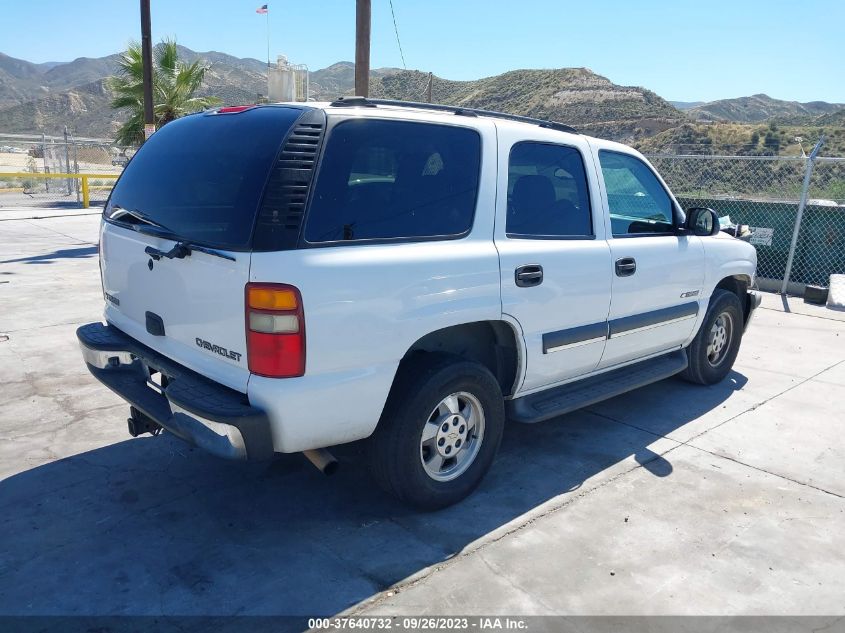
xmin=397 ymin=320 xmax=523 ymax=398
xmin=714 ymin=274 xmax=753 ymax=323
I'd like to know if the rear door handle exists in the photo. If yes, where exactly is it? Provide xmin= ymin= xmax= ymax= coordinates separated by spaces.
xmin=515 ymin=264 xmax=543 ymax=288
xmin=615 ymin=257 xmax=637 ymax=277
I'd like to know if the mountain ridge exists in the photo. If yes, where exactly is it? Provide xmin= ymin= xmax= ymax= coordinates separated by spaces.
xmin=1 ymin=48 xmax=842 ymax=146
xmin=370 ymin=67 xmax=684 ymax=141
xmin=0 ymin=49 xmax=407 ymax=138
xmin=686 ymin=93 xmax=843 ymax=124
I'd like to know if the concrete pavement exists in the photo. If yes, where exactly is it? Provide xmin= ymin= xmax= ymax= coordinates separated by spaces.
xmin=1 ymin=210 xmax=844 ymax=619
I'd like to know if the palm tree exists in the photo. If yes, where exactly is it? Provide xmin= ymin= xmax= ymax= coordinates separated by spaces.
xmin=109 ymin=38 xmax=221 ymax=146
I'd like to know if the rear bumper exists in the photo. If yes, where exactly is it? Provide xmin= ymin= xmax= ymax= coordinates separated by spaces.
xmin=77 ymin=322 xmax=273 ymax=461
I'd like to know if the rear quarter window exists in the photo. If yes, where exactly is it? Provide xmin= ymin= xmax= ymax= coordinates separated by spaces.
xmin=303 ymin=119 xmax=481 ymax=244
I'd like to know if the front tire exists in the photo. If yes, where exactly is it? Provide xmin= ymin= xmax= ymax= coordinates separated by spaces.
xmin=681 ymin=289 xmax=744 ymax=385
xmin=367 ymin=354 xmax=505 ymax=510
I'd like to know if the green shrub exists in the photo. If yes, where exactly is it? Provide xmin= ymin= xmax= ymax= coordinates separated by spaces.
xmin=764 ymin=131 xmax=780 ymax=152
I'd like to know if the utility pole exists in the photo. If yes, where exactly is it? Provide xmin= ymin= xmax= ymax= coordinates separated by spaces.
xmin=426 ymin=72 xmax=433 ymax=103
xmin=140 ymin=0 xmax=155 ymax=142
xmin=355 ymin=0 xmax=371 ymax=97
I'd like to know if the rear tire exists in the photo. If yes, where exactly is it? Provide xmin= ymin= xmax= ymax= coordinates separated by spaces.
xmin=367 ymin=354 xmax=505 ymax=510
xmin=681 ymin=289 xmax=744 ymax=385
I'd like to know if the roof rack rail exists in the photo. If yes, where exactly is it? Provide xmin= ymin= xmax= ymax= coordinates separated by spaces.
xmin=328 ymin=97 xmax=579 ymax=134
xmin=329 ymin=96 xmax=374 ymax=107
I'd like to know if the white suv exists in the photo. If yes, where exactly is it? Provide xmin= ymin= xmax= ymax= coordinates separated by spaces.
xmin=78 ymin=98 xmax=759 ymax=509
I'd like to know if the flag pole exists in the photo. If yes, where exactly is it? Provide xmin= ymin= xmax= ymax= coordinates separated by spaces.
xmin=266 ymin=10 xmax=270 ymax=70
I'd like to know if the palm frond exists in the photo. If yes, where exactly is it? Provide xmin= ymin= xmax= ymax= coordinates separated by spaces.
xmin=108 ymin=37 xmax=222 ymax=144
xmin=156 ymin=38 xmax=179 ymax=75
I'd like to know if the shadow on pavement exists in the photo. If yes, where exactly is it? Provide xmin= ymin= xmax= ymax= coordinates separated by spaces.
xmin=0 ymin=245 xmax=97 ymax=265
xmin=0 ymin=371 xmax=747 ymax=617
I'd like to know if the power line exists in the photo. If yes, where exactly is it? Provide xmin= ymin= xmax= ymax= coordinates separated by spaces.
xmin=388 ymin=0 xmax=407 ymax=69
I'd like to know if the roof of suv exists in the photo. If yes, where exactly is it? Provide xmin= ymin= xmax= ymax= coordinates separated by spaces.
xmin=326 ymin=96 xmax=579 ymax=133
xmin=252 ymin=99 xmax=639 ymax=157
xmin=288 ymin=98 xmax=635 ymax=155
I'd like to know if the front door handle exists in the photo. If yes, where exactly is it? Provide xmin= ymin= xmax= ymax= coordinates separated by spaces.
xmin=515 ymin=264 xmax=543 ymax=288
xmin=615 ymin=257 xmax=637 ymax=277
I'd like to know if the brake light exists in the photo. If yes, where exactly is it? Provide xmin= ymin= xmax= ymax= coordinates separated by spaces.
xmin=245 ymin=283 xmax=305 ymax=378
xmin=215 ymin=105 xmax=256 ymax=114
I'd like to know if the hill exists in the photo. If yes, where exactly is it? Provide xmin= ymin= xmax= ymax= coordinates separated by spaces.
xmin=0 ymin=79 xmax=116 ymax=138
xmin=0 ymin=53 xmax=49 ymax=109
xmin=0 ymin=50 xmax=404 ymax=138
xmin=686 ymin=94 xmax=842 ymax=124
xmin=814 ymin=107 xmax=845 ymax=127
xmin=0 ymin=47 xmax=275 ymax=138
xmin=1 ymin=48 xmax=843 ymax=151
xmin=0 ymin=51 xmax=124 ymax=109
xmin=0 ymin=51 xmax=685 ymax=142
xmin=309 ymin=61 xmax=402 ymax=101
xmin=370 ymin=68 xmax=684 ymax=141
xmin=635 ymin=120 xmax=845 ymax=158
xmin=670 ymin=101 xmax=705 ymax=110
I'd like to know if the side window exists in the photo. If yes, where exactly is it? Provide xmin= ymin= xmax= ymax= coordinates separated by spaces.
xmin=598 ymin=150 xmax=675 ymax=236
xmin=304 ymin=119 xmax=480 ymax=243
xmin=507 ymin=142 xmax=592 ymax=238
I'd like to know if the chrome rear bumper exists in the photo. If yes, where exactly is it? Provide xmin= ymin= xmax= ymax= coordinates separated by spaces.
xmin=77 ymin=322 xmax=273 ymax=461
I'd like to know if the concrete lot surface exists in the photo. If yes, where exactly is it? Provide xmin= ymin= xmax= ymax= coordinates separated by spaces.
xmin=1 ymin=210 xmax=844 ymax=621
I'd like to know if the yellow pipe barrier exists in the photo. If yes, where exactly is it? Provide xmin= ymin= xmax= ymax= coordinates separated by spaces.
xmin=81 ymin=176 xmax=90 ymax=208
xmin=2 ymin=171 xmax=119 ymax=209
xmin=1 ymin=172 xmax=120 ymax=179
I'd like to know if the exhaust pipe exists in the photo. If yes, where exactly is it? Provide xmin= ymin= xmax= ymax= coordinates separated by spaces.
xmin=303 ymin=448 xmax=338 ymax=475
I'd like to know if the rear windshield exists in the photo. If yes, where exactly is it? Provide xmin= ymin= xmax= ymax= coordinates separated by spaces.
xmin=104 ymin=106 xmax=303 ymax=250
xmin=303 ymin=119 xmax=481 ymax=243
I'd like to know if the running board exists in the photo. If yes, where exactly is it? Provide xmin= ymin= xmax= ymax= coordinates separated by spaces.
xmin=507 ymin=350 xmax=688 ymax=424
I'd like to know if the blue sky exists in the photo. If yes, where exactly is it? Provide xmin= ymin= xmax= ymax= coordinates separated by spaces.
xmin=2 ymin=0 xmax=843 ymax=103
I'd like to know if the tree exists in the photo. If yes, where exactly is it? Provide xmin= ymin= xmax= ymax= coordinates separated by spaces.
xmin=109 ymin=38 xmax=221 ymax=146
xmin=764 ymin=131 xmax=781 ymax=153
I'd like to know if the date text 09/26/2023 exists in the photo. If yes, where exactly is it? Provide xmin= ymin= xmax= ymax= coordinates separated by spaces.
xmin=308 ymin=617 xmax=529 ymax=630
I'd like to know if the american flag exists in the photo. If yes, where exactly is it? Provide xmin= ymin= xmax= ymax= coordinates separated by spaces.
xmin=256 ymin=4 xmax=268 ymax=14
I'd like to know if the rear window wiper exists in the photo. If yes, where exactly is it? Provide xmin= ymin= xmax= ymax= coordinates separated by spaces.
xmin=108 ymin=206 xmax=180 ymax=238
xmin=108 ymin=206 xmax=235 ymax=262
xmin=145 ymin=241 xmax=235 ymax=262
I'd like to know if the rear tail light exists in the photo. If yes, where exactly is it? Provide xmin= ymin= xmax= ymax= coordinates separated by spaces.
xmin=245 ymin=283 xmax=305 ymax=378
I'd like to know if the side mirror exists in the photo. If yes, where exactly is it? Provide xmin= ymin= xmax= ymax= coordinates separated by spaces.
xmin=685 ymin=207 xmax=720 ymax=236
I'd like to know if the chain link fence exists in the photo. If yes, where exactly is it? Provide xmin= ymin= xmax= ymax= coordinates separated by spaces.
xmin=646 ymin=152 xmax=845 ymax=293
xmin=3 ymin=130 xmax=843 ymax=293
xmin=793 ymin=157 xmax=845 ymax=287
xmin=0 ymin=135 xmax=128 ymax=208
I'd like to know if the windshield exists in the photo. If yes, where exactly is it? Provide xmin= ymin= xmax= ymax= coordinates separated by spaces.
xmin=105 ymin=106 xmax=303 ymax=251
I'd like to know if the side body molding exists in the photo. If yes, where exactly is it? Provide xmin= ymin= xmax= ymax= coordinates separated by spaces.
xmin=541 ymin=300 xmax=700 ymax=354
